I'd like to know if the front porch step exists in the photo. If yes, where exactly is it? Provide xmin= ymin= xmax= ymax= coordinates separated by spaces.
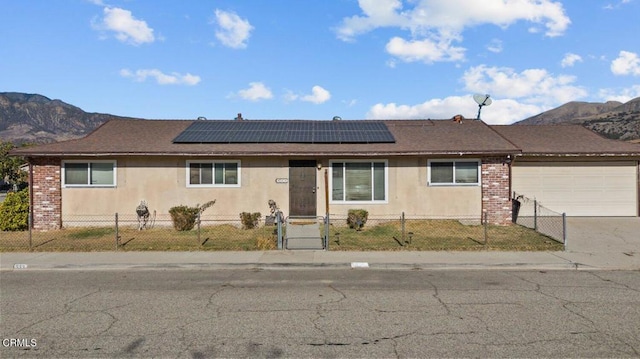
xmin=286 ymin=217 xmax=324 ymax=250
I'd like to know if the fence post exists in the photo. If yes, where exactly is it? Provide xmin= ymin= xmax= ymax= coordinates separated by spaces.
xmin=277 ymin=213 xmax=283 ymax=250
xmin=483 ymin=212 xmax=488 ymax=246
xmin=197 ymin=212 xmax=201 ymax=246
xmin=401 ymin=212 xmax=405 ymax=242
xmin=562 ymin=212 xmax=567 ymax=250
xmin=28 ymin=212 xmax=33 ymax=251
xmin=324 ymin=214 xmax=329 ymax=250
xmin=534 ymin=199 xmax=538 ymax=231
xmin=115 ymin=212 xmax=119 ymax=251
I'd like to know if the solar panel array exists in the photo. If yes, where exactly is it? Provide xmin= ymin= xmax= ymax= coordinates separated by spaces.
xmin=173 ymin=120 xmax=396 ymax=144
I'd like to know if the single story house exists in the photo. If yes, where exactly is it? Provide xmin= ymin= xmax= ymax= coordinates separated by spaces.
xmin=11 ymin=118 xmax=640 ymax=230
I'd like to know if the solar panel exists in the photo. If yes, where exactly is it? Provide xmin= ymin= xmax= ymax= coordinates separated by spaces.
xmin=172 ymin=120 xmax=395 ymax=144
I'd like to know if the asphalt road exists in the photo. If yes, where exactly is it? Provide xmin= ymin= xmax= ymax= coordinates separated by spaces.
xmin=1 ymin=269 xmax=639 ymax=358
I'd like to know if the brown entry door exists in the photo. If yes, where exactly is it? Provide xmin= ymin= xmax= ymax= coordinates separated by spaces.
xmin=289 ymin=160 xmax=317 ymax=217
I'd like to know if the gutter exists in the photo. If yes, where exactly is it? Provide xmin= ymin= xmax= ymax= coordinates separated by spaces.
xmin=13 ymin=150 xmax=521 ymax=157
xmin=513 ymin=153 xmax=640 ymax=158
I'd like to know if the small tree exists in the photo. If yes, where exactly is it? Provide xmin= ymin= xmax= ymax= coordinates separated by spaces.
xmin=169 ymin=200 xmax=216 ymax=231
xmin=0 ymin=141 xmax=28 ymax=189
xmin=0 ymin=187 xmax=29 ymax=231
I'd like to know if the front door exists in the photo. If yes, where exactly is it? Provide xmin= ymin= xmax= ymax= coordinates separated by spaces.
xmin=289 ymin=160 xmax=317 ymax=217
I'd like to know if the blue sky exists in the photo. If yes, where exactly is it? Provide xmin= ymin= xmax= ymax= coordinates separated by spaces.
xmin=1 ymin=0 xmax=639 ymax=124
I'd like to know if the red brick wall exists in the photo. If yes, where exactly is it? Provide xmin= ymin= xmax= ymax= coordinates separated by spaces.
xmin=481 ymin=157 xmax=512 ymax=225
xmin=30 ymin=158 xmax=62 ymax=230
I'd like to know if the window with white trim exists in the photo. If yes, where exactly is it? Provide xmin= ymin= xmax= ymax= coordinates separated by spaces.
xmin=331 ymin=160 xmax=387 ymax=202
xmin=63 ymin=161 xmax=116 ymax=187
xmin=428 ymin=160 xmax=480 ymax=185
xmin=187 ymin=161 xmax=240 ymax=187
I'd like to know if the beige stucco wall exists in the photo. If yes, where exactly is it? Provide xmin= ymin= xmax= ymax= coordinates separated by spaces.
xmin=321 ymin=157 xmax=481 ymax=218
xmin=61 ymin=156 xmax=482 ymax=221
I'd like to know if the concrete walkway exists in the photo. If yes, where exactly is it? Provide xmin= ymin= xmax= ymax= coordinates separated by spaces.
xmin=1 ymin=218 xmax=638 ymax=271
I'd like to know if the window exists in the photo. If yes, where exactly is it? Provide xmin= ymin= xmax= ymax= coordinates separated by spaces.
xmin=63 ymin=161 xmax=116 ymax=187
xmin=331 ymin=161 xmax=386 ymax=202
xmin=428 ymin=160 xmax=479 ymax=185
xmin=187 ymin=161 xmax=239 ymax=187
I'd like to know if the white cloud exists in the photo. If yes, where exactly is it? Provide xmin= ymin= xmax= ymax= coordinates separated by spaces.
xmin=120 ymin=69 xmax=200 ymax=85
xmin=604 ymin=0 xmax=633 ymax=10
xmin=366 ymin=63 xmax=589 ymax=125
xmin=336 ymin=0 xmax=570 ymax=64
xmin=385 ymin=36 xmax=465 ymax=63
xmin=301 ymin=86 xmax=332 ymax=104
xmin=598 ymin=85 xmax=640 ymax=103
xmin=611 ymin=51 xmax=640 ymax=76
xmin=336 ymin=0 xmax=406 ymax=41
xmin=486 ymin=39 xmax=503 ymax=53
xmin=285 ymin=86 xmax=332 ymax=104
xmin=237 ymin=82 xmax=273 ymax=101
xmin=462 ymin=65 xmax=587 ymax=106
xmin=213 ymin=9 xmax=253 ymax=49
xmin=561 ymin=53 xmax=582 ymax=68
xmin=94 ymin=7 xmax=155 ymax=45
xmin=366 ymin=95 xmax=542 ymax=125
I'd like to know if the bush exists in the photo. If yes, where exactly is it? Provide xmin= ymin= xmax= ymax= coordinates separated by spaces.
xmin=0 ymin=188 xmax=29 ymax=231
xmin=169 ymin=200 xmax=216 ymax=231
xmin=240 ymin=212 xmax=261 ymax=229
xmin=169 ymin=206 xmax=200 ymax=231
xmin=347 ymin=209 xmax=368 ymax=231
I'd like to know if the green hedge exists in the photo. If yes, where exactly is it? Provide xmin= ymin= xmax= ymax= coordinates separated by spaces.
xmin=0 ymin=188 xmax=29 ymax=231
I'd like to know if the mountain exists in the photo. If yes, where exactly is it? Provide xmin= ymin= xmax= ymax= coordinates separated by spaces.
xmin=0 ymin=92 xmax=133 ymax=144
xmin=515 ymin=97 xmax=640 ymax=142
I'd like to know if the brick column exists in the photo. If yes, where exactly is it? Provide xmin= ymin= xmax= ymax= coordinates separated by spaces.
xmin=481 ymin=156 xmax=512 ymax=225
xmin=30 ymin=157 xmax=62 ymax=230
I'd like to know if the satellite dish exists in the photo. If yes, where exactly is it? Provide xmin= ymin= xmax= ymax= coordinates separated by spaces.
xmin=473 ymin=94 xmax=492 ymax=120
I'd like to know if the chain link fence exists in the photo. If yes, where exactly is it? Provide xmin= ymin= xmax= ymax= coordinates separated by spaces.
xmin=323 ymin=213 xmax=562 ymax=251
xmin=1 ymin=213 xmax=279 ymax=252
xmin=512 ymin=192 xmax=567 ymax=247
xmin=1 ymin=211 xmax=563 ymax=252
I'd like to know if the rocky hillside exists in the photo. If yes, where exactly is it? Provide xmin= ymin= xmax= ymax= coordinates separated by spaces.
xmin=0 ymin=92 xmax=130 ymax=144
xmin=515 ymin=97 xmax=640 ymax=142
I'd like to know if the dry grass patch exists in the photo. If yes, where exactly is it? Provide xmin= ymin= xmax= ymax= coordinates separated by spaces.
xmin=0 ymin=220 xmax=562 ymax=252
xmin=325 ymin=219 xmax=562 ymax=251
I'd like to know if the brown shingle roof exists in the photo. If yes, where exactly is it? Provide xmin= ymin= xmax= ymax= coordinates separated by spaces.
xmin=492 ymin=125 xmax=640 ymax=156
xmin=13 ymin=119 xmax=640 ymax=158
xmin=12 ymin=119 xmax=520 ymax=157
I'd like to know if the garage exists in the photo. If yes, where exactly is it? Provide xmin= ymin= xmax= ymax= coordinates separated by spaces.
xmin=512 ymin=161 xmax=638 ymax=216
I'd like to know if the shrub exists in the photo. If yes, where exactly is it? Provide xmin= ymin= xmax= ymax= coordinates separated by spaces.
xmin=240 ymin=212 xmax=261 ymax=229
xmin=347 ymin=209 xmax=368 ymax=231
xmin=0 ymin=188 xmax=29 ymax=231
xmin=169 ymin=200 xmax=216 ymax=231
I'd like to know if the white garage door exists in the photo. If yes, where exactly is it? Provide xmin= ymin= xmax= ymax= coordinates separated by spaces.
xmin=512 ymin=161 xmax=638 ymax=216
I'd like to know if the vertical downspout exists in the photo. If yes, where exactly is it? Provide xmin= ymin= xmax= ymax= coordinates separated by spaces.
xmin=28 ymin=159 xmax=34 ymax=230
xmin=508 ymin=154 xmax=516 ymax=199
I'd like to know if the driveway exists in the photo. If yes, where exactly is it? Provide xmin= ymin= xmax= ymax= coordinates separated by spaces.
xmin=566 ymin=217 xmax=640 ymax=254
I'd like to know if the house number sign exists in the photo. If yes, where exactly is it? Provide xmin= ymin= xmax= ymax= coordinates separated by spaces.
xmin=275 ymin=178 xmax=289 ymax=184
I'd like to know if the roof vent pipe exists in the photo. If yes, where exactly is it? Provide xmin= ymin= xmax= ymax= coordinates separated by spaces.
xmin=332 ymin=116 xmax=342 ymax=121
